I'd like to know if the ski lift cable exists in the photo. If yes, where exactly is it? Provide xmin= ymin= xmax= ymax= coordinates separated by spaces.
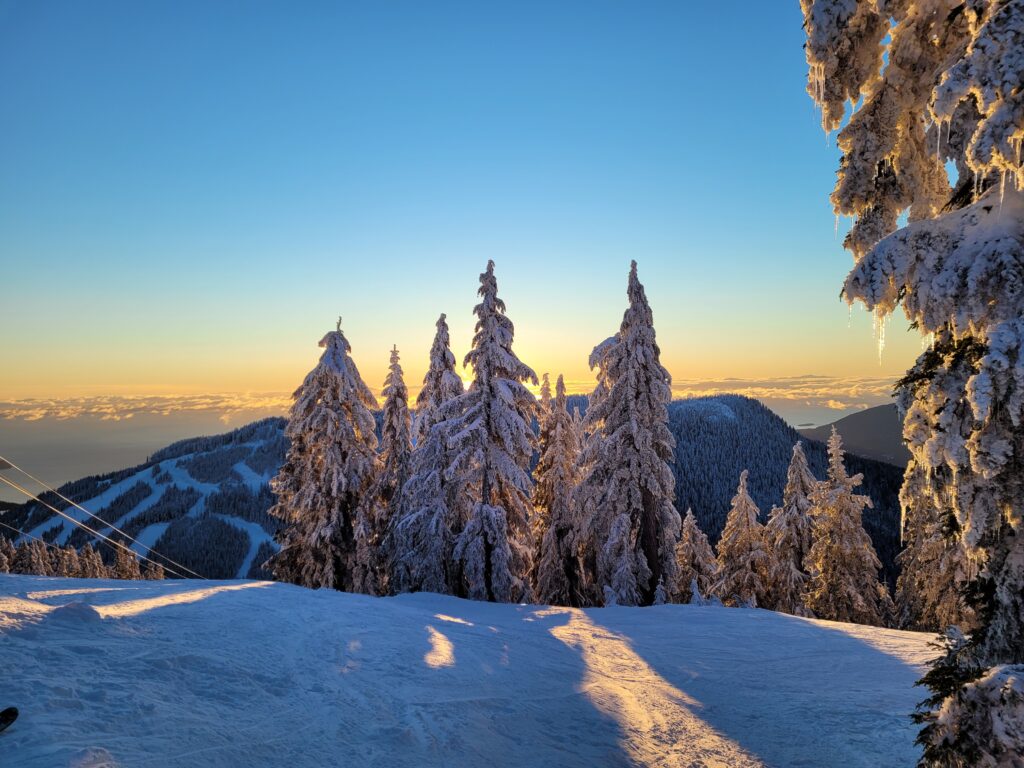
xmin=0 ymin=475 xmax=197 ymax=581
xmin=0 ymin=518 xmax=65 ymax=553
xmin=0 ymin=454 xmax=207 ymax=580
xmin=0 ymin=475 xmax=194 ymax=581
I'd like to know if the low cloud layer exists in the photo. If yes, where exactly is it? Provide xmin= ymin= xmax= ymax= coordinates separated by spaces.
xmin=0 ymin=375 xmax=896 ymax=425
xmin=0 ymin=393 xmax=293 ymax=424
xmin=668 ymin=375 xmax=895 ymax=411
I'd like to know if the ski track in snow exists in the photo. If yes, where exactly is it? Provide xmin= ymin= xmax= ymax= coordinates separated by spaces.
xmin=0 ymin=574 xmax=937 ymax=768
xmin=22 ymin=450 xmax=277 ymax=579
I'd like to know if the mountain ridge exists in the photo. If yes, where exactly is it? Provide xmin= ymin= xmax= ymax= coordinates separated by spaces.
xmin=2 ymin=396 xmax=904 ymax=582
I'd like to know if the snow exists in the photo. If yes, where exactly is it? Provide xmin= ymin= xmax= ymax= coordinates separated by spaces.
xmin=207 ymin=515 xmax=276 ymax=579
xmin=0 ymin=573 xmax=937 ymax=767
xmin=20 ymin=449 xmax=279 ymax=580
xmin=129 ymin=523 xmax=171 ymax=557
xmin=25 ymin=471 xmax=161 ymax=545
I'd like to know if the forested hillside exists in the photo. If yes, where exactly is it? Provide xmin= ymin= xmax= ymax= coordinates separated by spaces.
xmin=4 ymin=396 xmax=903 ymax=582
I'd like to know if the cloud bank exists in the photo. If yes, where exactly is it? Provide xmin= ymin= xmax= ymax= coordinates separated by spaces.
xmin=0 ymin=394 xmax=293 ymax=424
xmin=0 ymin=375 xmax=895 ymax=424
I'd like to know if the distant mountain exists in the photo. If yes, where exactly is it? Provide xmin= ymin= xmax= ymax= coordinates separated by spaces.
xmin=3 ymin=396 xmax=905 ymax=584
xmin=799 ymin=404 xmax=911 ymax=468
xmin=4 ymin=418 xmax=287 ymax=580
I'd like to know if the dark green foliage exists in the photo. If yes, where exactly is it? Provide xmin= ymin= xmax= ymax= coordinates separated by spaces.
xmin=152 ymin=515 xmax=248 ymax=580
xmin=206 ymin=485 xmax=279 ymax=536
xmin=666 ymin=396 xmax=904 ymax=584
xmin=247 ymin=541 xmax=278 ymax=580
xmin=12 ymin=464 xmax=151 ymax=532
xmin=179 ymin=447 xmax=250 ymax=485
xmin=116 ymin=485 xmax=201 ymax=541
xmin=244 ymin=432 xmax=288 ymax=476
xmin=151 ymin=418 xmax=285 ymax=463
xmin=67 ymin=481 xmax=153 ymax=549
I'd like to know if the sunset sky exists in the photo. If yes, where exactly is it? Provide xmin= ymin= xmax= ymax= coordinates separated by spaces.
xmin=0 ymin=2 xmax=925 ymax=490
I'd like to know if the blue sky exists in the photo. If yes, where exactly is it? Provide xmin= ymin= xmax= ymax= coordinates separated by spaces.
xmin=0 ymin=2 xmax=925 ymax=491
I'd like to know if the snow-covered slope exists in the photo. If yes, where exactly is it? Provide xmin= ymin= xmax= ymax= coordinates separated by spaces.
xmin=0 ymin=573 xmax=935 ymax=767
xmin=7 ymin=419 xmax=286 ymax=580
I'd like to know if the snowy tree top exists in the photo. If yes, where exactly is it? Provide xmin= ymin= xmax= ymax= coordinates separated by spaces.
xmin=463 ymin=261 xmax=538 ymax=387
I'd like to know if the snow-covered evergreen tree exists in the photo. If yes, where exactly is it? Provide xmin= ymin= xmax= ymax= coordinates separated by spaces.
xmin=764 ymin=442 xmax=816 ymax=616
xmin=113 ymin=546 xmax=142 ymax=580
xmin=389 ymin=314 xmax=465 ymax=595
xmin=537 ymin=372 xmax=551 ymax=419
xmin=896 ymin=498 xmax=976 ymax=633
xmin=448 ymin=260 xmax=539 ymax=603
xmin=354 ymin=345 xmax=412 ymax=595
xmin=55 ymin=546 xmax=81 ymax=578
xmin=267 ymin=321 xmax=380 ymax=592
xmin=533 ymin=375 xmax=585 ymax=606
xmin=79 ymin=543 xmax=106 ymax=579
xmin=582 ymin=262 xmax=681 ymax=607
xmin=0 ymin=537 xmax=14 ymax=574
xmin=713 ymin=470 xmax=771 ymax=608
xmin=804 ymin=429 xmax=890 ymax=627
xmin=674 ymin=509 xmax=718 ymax=604
xmin=12 ymin=540 xmax=50 ymax=576
xmin=411 ymin=313 xmax=464 ymax=445
xmin=572 ymin=334 xmax=620 ymax=606
xmin=802 ymin=3 xmax=1024 ymax=761
xmin=143 ymin=561 xmax=166 ymax=580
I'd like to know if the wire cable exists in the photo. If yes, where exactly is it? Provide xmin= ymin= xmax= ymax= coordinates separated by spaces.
xmin=0 ymin=454 xmax=206 ymax=580
xmin=0 ymin=475 xmax=197 ymax=581
xmin=0 ymin=518 xmax=64 ymax=553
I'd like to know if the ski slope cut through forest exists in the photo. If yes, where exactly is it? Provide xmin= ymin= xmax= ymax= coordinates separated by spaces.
xmin=0 ymin=573 xmax=936 ymax=768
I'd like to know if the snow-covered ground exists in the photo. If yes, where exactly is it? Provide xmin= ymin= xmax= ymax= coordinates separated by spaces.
xmin=0 ymin=574 xmax=937 ymax=767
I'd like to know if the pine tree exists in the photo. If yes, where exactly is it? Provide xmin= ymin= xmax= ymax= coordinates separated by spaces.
xmin=802 ymin=3 xmax=1024 ymax=762
xmin=268 ymin=321 xmax=380 ymax=591
xmin=0 ymin=537 xmax=14 ymax=574
xmin=804 ymin=429 xmax=890 ymax=626
xmin=533 ymin=375 xmax=585 ymax=606
xmin=674 ymin=509 xmax=718 ymax=604
xmin=114 ymin=546 xmax=142 ymax=580
xmin=448 ymin=261 xmax=539 ymax=603
xmin=572 ymin=334 xmax=620 ymax=606
xmin=713 ymin=470 xmax=771 ymax=607
xmin=354 ymin=345 xmax=412 ymax=595
xmin=13 ymin=540 xmax=52 ymax=576
xmin=55 ymin=546 xmax=81 ymax=578
xmin=764 ymin=442 xmax=816 ymax=616
xmin=411 ymin=313 xmax=465 ymax=444
xmin=896 ymin=466 xmax=976 ymax=633
xmin=79 ymin=543 xmax=105 ymax=579
xmin=389 ymin=314 xmax=464 ymax=595
xmin=537 ymin=373 xmax=552 ymax=419
xmin=584 ymin=262 xmax=681 ymax=606
xmin=143 ymin=561 xmax=166 ymax=580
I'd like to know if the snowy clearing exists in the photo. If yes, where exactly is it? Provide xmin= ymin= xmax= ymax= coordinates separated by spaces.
xmin=0 ymin=574 xmax=936 ymax=767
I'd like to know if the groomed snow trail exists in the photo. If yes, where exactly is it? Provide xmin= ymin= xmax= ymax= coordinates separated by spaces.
xmin=0 ymin=575 xmax=936 ymax=767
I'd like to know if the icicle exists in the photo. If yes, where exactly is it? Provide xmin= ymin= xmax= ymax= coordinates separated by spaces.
xmin=999 ymin=169 xmax=1007 ymax=219
xmin=835 ymin=213 xmax=840 ymax=239
xmin=872 ymin=308 xmax=888 ymax=363
xmin=848 ymin=304 xmax=853 ymax=328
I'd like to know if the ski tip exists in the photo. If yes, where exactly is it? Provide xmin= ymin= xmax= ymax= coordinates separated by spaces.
xmin=0 ymin=707 xmax=18 ymax=733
